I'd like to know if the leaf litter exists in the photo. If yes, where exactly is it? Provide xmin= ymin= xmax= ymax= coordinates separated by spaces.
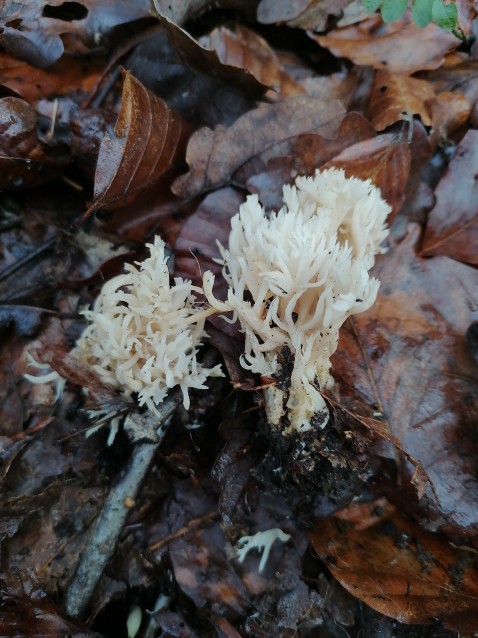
xmin=0 ymin=1 xmax=477 ymax=636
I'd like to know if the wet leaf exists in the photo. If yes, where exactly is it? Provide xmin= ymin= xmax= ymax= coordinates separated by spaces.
xmin=0 ymin=97 xmax=64 ymax=190
xmin=310 ymin=499 xmax=478 ymax=631
xmin=0 ymin=569 xmax=102 ymax=637
xmin=332 ymin=225 xmax=478 ymax=533
xmin=368 ymin=70 xmax=435 ymax=130
xmin=315 ymin=13 xmax=457 ymax=74
xmin=172 ymin=96 xmax=345 ymax=199
xmin=421 ymin=129 xmax=478 ymax=264
xmin=88 ymin=71 xmax=190 ymax=214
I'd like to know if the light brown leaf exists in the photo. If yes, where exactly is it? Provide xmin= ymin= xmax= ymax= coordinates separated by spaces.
xmin=199 ymin=25 xmax=303 ymax=99
xmin=310 ymin=499 xmax=478 ymax=631
xmin=257 ymin=0 xmax=352 ymax=31
xmin=368 ymin=70 xmax=435 ymax=131
xmin=172 ymin=96 xmax=345 ymax=199
xmin=323 ymin=133 xmax=411 ymax=218
xmin=314 ymin=13 xmax=457 ymax=74
xmin=88 ymin=71 xmax=189 ymax=214
xmin=421 ymin=129 xmax=478 ymax=264
xmin=427 ymin=91 xmax=471 ymax=149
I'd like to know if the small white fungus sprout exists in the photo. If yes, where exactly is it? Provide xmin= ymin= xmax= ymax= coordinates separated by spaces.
xmin=26 ymin=236 xmax=223 ymax=430
xmin=235 ymin=528 xmax=291 ymax=573
xmin=204 ymin=168 xmax=391 ymax=434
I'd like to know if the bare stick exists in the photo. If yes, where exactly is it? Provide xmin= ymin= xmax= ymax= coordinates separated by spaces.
xmin=64 ymin=392 xmax=180 ymax=619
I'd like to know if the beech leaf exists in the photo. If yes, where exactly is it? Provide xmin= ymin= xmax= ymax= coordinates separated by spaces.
xmin=172 ymin=96 xmax=345 ymax=199
xmin=88 ymin=71 xmax=189 ymax=214
xmin=368 ymin=69 xmax=435 ymax=130
xmin=332 ymin=225 xmax=478 ymax=532
xmin=310 ymin=499 xmax=478 ymax=631
xmin=421 ymin=129 xmax=478 ymax=264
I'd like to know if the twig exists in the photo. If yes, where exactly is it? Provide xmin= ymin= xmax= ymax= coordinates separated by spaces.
xmin=63 ymin=391 xmax=180 ymax=619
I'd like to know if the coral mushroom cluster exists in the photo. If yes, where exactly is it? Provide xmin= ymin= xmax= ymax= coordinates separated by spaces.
xmin=204 ymin=168 xmax=391 ymax=433
xmin=26 ymin=169 xmax=390 ymax=438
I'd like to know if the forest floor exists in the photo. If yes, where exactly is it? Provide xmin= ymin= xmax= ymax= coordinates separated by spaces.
xmin=0 ymin=1 xmax=478 ymax=636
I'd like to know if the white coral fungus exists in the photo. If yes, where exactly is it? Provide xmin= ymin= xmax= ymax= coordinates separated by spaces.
xmin=72 ymin=236 xmax=222 ymax=414
xmin=204 ymin=168 xmax=391 ymax=433
xmin=235 ymin=528 xmax=291 ymax=573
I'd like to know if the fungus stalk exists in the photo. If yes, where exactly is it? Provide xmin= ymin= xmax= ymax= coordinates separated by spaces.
xmin=204 ymin=168 xmax=391 ymax=434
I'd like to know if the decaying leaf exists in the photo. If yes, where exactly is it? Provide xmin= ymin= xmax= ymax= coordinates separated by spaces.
xmin=332 ymin=225 xmax=478 ymax=533
xmin=257 ymin=0 xmax=352 ymax=31
xmin=198 ymin=25 xmax=303 ymax=99
xmin=0 ymin=0 xmax=151 ymax=67
xmin=172 ymin=96 xmax=345 ymax=199
xmin=421 ymin=129 xmax=478 ymax=264
xmin=246 ymin=111 xmax=376 ymax=210
xmin=368 ymin=69 xmax=435 ymax=130
xmin=315 ymin=13 xmax=457 ymax=74
xmin=310 ymin=498 xmax=478 ymax=631
xmin=427 ymin=91 xmax=470 ymax=149
xmin=88 ymin=71 xmax=190 ymax=214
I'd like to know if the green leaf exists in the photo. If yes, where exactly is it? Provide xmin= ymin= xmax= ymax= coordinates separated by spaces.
xmin=431 ymin=0 xmax=458 ymax=30
xmin=412 ymin=0 xmax=433 ymax=27
xmin=363 ymin=0 xmax=382 ymax=12
xmin=380 ymin=0 xmax=408 ymax=22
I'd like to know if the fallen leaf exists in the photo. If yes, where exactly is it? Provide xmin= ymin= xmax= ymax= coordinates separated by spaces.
xmin=332 ymin=225 xmax=478 ymax=533
xmin=172 ymin=96 xmax=345 ymax=199
xmin=0 ymin=53 xmax=102 ymax=103
xmin=0 ymin=97 xmax=65 ymax=190
xmin=124 ymin=23 xmax=265 ymax=129
xmin=368 ymin=69 xmax=435 ymax=131
xmin=315 ymin=13 xmax=457 ymax=74
xmin=421 ymin=129 xmax=478 ymax=264
xmin=257 ymin=0 xmax=352 ymax=31
xmin=0 ymin=0 xmax=151 ymax=67
xmin=323 ymin=133 xmax=412 ymax=218
xmin=246 ymin=111 xmax=376 ymax=209
xmin=88 ymin=71 xmax=190 ymax=214
xmin=310 ymin=499 xmax=478 ymax=631
xmin=427 ymin=91 xmax=471 ymax=149
xmin=198 ymin=25 xmax=304 ymax=99
xmin=151 ymin=0 xmax=256 ymax=25
xmin=0 ymin=569 xmax=102 ymax=637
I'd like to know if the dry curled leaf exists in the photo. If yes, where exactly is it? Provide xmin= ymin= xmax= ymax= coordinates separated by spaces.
xmin=87 ymin=71 xmax=190 ymax=215
xmin=368 ymin=70 xmax=435 ymax=131
xmin=172 ymin=96 xmax=345 ymax=199
xmin=421 ymin=129 xmax=478 ymax=264
xmin=310 ymin=499 xmax=478 ymax=631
